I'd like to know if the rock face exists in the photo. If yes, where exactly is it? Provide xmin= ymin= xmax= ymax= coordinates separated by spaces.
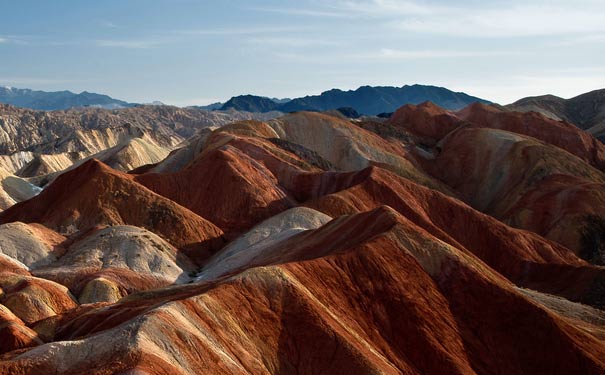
xmin=0 ymin=104 xmax=604 ymax=374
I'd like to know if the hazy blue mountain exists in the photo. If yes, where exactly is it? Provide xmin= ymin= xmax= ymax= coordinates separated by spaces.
xmin=220 ymin=95 xmax=283 ymax=112
xmin=220 ymin=85 xmax=490 ymax=115
xmin=193 ymin=102 xmax=224 ymax=111
xmin=0 ymin=86 xmax=135 ymax=110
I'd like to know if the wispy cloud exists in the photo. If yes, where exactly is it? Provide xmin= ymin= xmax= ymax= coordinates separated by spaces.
xmin=174 ymin=26 xmax=310 ymax=36
xmin=0 ymin=77 xmax=82 ymax=85
xmin=96 ymin=38 xmax=168 ymax=49
xmin=251 ymin=6 xmax=355 ymax=18
xmin=550 ymin=34 xmax=605 ymax=46
xmin=0 ymin=37 xmax=6 ymax=43
xmin=393 ymin=5 xmax=605 ymax=37
xmin=248 ymin=36 xmax=341 ymax=47
xmin=377 ymin=48 xmax=521 ymax=59
xmin=259 ymin=1 xmax=605 ymax=38
xmin=274 ymin=48 xmax=523 ymax=63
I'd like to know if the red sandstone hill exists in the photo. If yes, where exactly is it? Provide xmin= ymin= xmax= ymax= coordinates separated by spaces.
xmin=0 ymin=107 xmax=604 ymax=374
xmin=0 ymin=159 xmax=225 ymax=263
xmin=1 ymin=207 xmax=603 ymax=374
xmin=458 ymin=102 xmax=605 ymax=171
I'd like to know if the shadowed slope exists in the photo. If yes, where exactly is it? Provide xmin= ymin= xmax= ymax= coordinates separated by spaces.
xmin=422 ymin=126 xmax=605 ymax=253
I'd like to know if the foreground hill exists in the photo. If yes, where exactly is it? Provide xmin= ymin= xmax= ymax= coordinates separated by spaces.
xmin=507 ymin=89 xmax=605 ymax=142
xmin=0 ymin=104 xmax=603 ymax=374
xmin=221 ymin=84 xmax=490 ymax=115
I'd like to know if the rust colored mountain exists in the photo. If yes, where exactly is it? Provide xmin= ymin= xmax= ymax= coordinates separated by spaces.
xmin=135 ymin=114 xmax=452 ymax=237
xmin=0 ymin=109 xmax=604 ymax=374
xmin=420 ymin=126 xmax=605 ymax=253
xmin=136 ymin=135 xmax=299 ymax=237
xmin=507 ymin=89 xmax=605 ymax=142
xmin=458 ymin=103 xmax=605 ymax=170
xmin=0 ymin=159 xmax=224 ymax=263
xmin=387 ymin=101 xmax=461 ymax=145
xmin=1 ymin=207 xmax=603 ymax=374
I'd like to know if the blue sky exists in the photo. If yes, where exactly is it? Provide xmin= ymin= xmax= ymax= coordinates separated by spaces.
xmin=1 ymin=0 xmax=604 ymax=105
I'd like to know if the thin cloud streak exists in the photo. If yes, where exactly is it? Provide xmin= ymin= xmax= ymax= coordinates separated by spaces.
xmin=274 ymin=48 xmax=525 ymax=63
xmin=96 ymin=39 xmax=168 ymax=49
xmin=261 ymin=1 xmax=605 ymax=38
xmin=251 ymin=6 xmax=356 ymax=18
xmin=248 ymin=36 xmax=341 ymax=47
xmin=0 ymin=77 xmax=84 ymax=86
xmin=174 ymin=26 xmax=311 ymax=36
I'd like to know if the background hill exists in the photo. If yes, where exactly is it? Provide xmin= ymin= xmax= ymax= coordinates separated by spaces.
xmin=507 ymin=89 xmax=605 ymax=142
xmin=220 ymin=84 xmax=490 ymax=115
xmin=0 ymin=86 xmax=135 ymax=110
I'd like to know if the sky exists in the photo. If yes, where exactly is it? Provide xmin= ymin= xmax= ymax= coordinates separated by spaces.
xmin=1 ymin=0 xmax=604 ymax=106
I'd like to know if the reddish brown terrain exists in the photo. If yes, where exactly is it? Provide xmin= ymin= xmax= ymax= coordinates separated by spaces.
xmin=0 ymin=103 xmax=604 ymax=374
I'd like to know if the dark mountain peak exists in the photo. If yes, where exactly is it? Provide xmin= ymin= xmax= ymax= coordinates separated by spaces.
xmin=278 ymin=84 xmax=489 ymax=115
xmin=220 ymin=95 xmax=282 ymax=112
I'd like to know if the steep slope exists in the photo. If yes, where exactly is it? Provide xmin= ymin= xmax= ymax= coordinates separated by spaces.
xmin=146 ymin=127 xmax=216 ymax=174
xmin=136 ymin=138 xmax=299 ymax=237
xmin=0 ymin=166 xmax=41 ymax=210
xmin=458 ymin=103 xmax=605 ymax=170
xmin=266 ymin=111 xmax=452 ymax=192
xmin=0 ymin=159 xmax=224 ymax=263
xmin=1 ymin=208 xmax=603 ymax=374
xmin=386 ymin=101 xmax=460 ymax=145
xmin=135 ymin=114 xmax=453 ymax=237
xmin=15 ymin=152 xmax=77 ymax=178
xmin=418 ymin=125 xmax=605 ymax=253
xmin=0 ymin=151 xmax=35 ymax=174
xmin=33 ymin=225 xmax=198 ymax=304
xmin=0 ymin=107 xmax=603 ymax=374
xmin=0 ymin=222 xmax=65 ymax=269
xmin=196 ymin=207 xmax=332 ymax=281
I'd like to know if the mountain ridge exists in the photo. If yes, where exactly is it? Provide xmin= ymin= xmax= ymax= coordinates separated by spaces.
xmin=221 ymin=84 xmax=491 ymax=115
xmin=0 ymin=86 xmax=135 ymax=111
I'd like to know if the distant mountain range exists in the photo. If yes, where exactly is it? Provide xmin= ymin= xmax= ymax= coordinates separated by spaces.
xmin=1 ymin=84 xmax=488 ymax=113
xmin=0 ymin=86 xmax=136 ymax=111
xmin=507 ymin=89 xmax=605 ymax=142
xmin=220 ymin=85 xmax=491 ymax=115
